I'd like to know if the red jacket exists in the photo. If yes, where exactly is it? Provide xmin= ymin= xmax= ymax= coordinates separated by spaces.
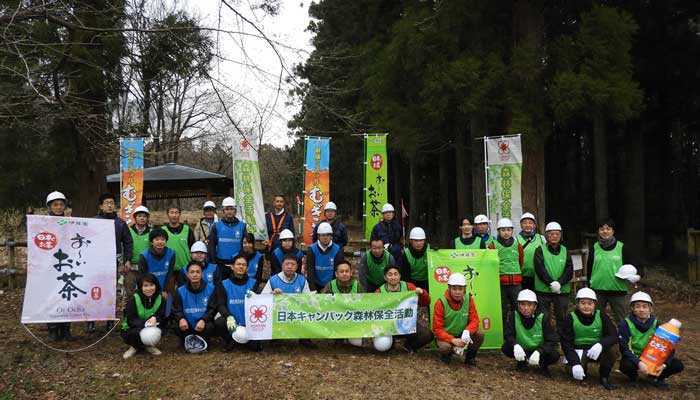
xmin=488 ymin=238 xmax=524 ymax=285
xmin=374 ymin=281 xmax=431 ymax=307
xmin=432 ymin=289 xmax=480 ymax=343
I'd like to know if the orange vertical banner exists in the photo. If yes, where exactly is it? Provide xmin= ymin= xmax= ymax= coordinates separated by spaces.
xmin=302 ymin=137 xmax=330 ymax=245
xmin=119 ymin=138 xmax=144 ymax=224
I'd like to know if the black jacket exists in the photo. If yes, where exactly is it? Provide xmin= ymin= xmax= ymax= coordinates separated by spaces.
xmin=533 ymin=244 xmax=574 ymax=288
xmin=503 ymin=308 xmax=558 ymax=354
xmin=171 ymin=280 xmax=217 ymax=324
xmin=122 ymin=276 xmax=166 ymax=330
xmin=560 ymin=308 xmax=618 ymax=367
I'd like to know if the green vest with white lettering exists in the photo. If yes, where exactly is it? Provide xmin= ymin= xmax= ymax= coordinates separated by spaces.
xmin=404 ymin=245 xmax=430 ymax=281
xmin=129 ymin=227 xmax=150 ymax=265
xmin=439 ymin=295 xmax=471 ymax=337
xmin=534 ymin=244 xmax=571 ymax=294
xmin=164 ymin=225 xmax=191 ymax=271
xmin=589 ymin=241 xmax=627 ymax=291
xmin=572 ymin=310 xmax=602 ymax=347
xmin=454 ymin=236 xmax=482 ymax=250
xmin=517 ymin=233 xmax=543 ymax=278
xmin=365 ymin=251 xmax=389 ymax=286
xmin=379 ymin=281 xmax=408 ymax=293
xmin=494 ymin=239 xmax=520 ymax=275
xmin=515 ymin=312 xmax=545 ymax=351
xmin=330 ymin=279 xmax=359 ymax=294
xmin=121 ymin=293 xmax=162 ymax=330
xmin=625 ymin=317 xmax=657 ymax=357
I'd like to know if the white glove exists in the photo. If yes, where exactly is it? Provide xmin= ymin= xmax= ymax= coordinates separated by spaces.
xmin=226 ymin=316 xmax=237 ymax=332
xmin=572 ymin=364 xmax=585 ymax=380
xmin=528 ymin=350 xmax=540 ymax=366
xmin=513 ymin=344 xmax=526 ymax=361
xmin=587 ymin=343 xmax=603 ymax=360
xmin=627 ymin=275 xmax=641 ymax=284
xmin=549 ymin=281 xmax=561 ymax=294
xmin=461 ymin=330 xmax=472 ymax=345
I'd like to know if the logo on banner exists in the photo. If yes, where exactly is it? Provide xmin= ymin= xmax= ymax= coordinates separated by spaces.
xmin=497 ymin=140 xmax=513 ymax=162
xmin=34 ymin=232 xmax=57 ymax=250
xmin=370 ymin=154 xmax=383 ymax=170
xmin=238 ymin=138 xmax=251 ymax=157
xmin=250 ymin=305 xmax=268 ymax=323
xmin=434 ymin=266 xmax=451 ymax=283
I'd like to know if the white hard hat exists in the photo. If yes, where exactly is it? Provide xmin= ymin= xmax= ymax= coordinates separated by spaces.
xmin=324 ymin=202 xmax=337 ymax=211
xmin=231 ymin=326 xmax=249 ymax=344
xmin=517 ymin=289 xmax=538 ymax=303
xmin=133 ymin=205 xmax=149 ymax=215
xmin=630 ymin=291 xmax=653 ymax=306
xmin=447 ymin=273 xmax=467 ymax=286
xmin=203 ymin=200 xmax=216 ymax=209
xmin=139 ymin=326 xmax=162 ymax=346
xmin=409 ymin=227 xmax=426 ymax=240
xmin=279 ymin=229 xmax=294 ymax=240
xmin=575 ymin=288 xmax=597 ymax=302
xmin=497 ymin=218 xmax=514 ymax=229
xmin=373 ymin=335 xmax=393 ymax=352
xmin=520 ymin=212 xmax=536 ymax=223
xmin=474 ymin=214 xmax=489 ymax=224
xmin=317 ymin=222 xmax=333 ymax=235
xmin=381 ymin=203 xmax=395 ymax=213
xmin=615 ymin=264 xmax=638 ymax=279
xmin=184 ymin=334 xmax=208 ymax=353
xmin=221 ymin=197 xmax=236 ymax=208
xmin=348 ymin=338 xmax=363 ymax=347
xmin=46 ymin=191 xmax=66 ymax=205
xmin=190 ymin=241 xmax=208 ymax=253
xmin=545 ymin=222 xmax=562 ymax=232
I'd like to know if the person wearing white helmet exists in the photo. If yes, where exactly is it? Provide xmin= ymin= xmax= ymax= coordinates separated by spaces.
xmin=618 ymin=292 xmax=684 ymax=388
xmin=533 ymin=221 xmax=573 ymax=331
xmin=187 ymin=241 xmax=219 ymax=285
xmin=501 ymin=289 xmax=560 ymax=375
xmin=306 ymin=221 xmax=343 ymax=291
xmin=162 ymin=205 xmax=195 ymax=274
xmin=126 ymin=205 xmax=152 ymax=301
xmin=194 ymin=200 xmax=218 ymax=244
xmin=312 ymin=201 xmax=348 ymax=247
xmin=399 ymin=227 xmax=432 ymax=292
xmin=269 ymin=229 xmax=304 ymax=276
xmin=488 ymin=218 xmax=524 ymax=331
xmin=208 ymin=197 xmax=247 ymax=275
xmin=171 ymin=261 xmax=217 ymax=351
xmin=449 ymin=216 xmax=487 ymax=250
xmin=433 ymin=272 xmax=484 ymax=366
xmin=560 ymin=288 xmax=619 ymax=390
xmin=517 ymin=212 xmax=546 ymax=291
xmin=473 ymin=214 xmax=495 ymax=247
xmin=358 ymin=237 xmax=398 ymax=292
xmin=121 ymin=273 xmax=166 ymax=359
xmin=587 ymin=218 xmax=639 ymax=326
xmin=265 ymin=194 xmax=294 ymax=250
xmin=370 ymin=203 xmax=404 ymax=261
xmin=45 ymin=191 xmax=72 ymax=341
xmin=211 ymin=254 xmax=264 ymax=351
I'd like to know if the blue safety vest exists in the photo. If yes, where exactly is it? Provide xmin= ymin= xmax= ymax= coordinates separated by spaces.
xmin=269 ymin=273 xmax=306 ymax=294
xmin=273 ymin=247 xmax=303 ymax=265
xmin=214 ymin=221 xmax=246 ymax=260
xmin=247 ymin=252 xmax=263 ymax=279
xmin=182 ymin=263 xmax=219 ymax=286
xmin=222 ymin=278 xmax=256 ymax=326
xmin=143 ymin=248 xmax=174 ymax=289
xmin=177 ymin=283 xmax=214 ymax=328
xmin=310 ymin=242 xmax=340 ymax=287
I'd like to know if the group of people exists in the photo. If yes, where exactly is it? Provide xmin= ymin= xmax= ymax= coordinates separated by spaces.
xmin=42 ymin=191 xmax=684 ymax=391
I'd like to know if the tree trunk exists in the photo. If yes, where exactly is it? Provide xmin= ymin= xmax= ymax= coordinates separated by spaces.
xmin=408 ymin=156 xmax=417 ymax=230
xmin=521 ymin=135 xmax=546 ymax=225
xmin=471 ymin=116 xmax=487 ymax=215
xmin=623 ymin=123 xmax=645 ymax=263
xmin=593 ymin=112 xmax=608 ymax=222
xmin=439 ymin=150 xmax=450 ymax=242
xmin=454 ymin=127 xmax=471 ymax=217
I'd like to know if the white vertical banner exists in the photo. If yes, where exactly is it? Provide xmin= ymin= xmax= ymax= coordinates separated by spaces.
xmin=21 ymin=215 xmax=117 ymax=323
xmin=233 ymin=134 xmax=269 ymax=241
xmin=485 ymin=135 xmax=523 ymax=234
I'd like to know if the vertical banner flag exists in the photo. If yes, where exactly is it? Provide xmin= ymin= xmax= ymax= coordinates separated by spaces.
xmin=363 ymin=134 xmax=388 ymax=241
xmin=428 ymin=249 xmax=503 ymax=349
xmin=302 ymin=137 xmax=330 ymax=245
xmin=119 ymin=138 xmax=144 ymax=224
xmin=233 ymin=134 xmax=268 ymax=240
xmin=22 ymin=215 xmax=117 ymax=323
xmin=485 ymin=136 xmax=523 ymax=233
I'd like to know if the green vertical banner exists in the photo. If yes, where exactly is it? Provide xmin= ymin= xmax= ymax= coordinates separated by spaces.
xmin=233 ymin=134 xmax=268 ymax=240
xmin=428 ymin=249 xmax=503 ymax=349
xmin=363 ymin=134 xmax=388 ymax=241
xmin=485 ymin=135 xmax=523 ymax=234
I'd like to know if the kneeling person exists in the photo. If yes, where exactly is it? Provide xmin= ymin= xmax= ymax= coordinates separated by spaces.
xmin=121 ymin=273 xmax=166 ymax=359
xmin=171 ymin=261 xmax=216 ymax=352
xmin=323 ymin=260 xmax=364 ymax=294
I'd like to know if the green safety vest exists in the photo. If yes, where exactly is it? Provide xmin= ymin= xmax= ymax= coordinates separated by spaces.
xmin=129 ymin=226 xmax=150 ymax=265
xmin=494 ymin=239 xmax=521 ymax=275
xmin=365 ymin=251 xmax=389 ymax=286
xmin=379 ymin=281 xmax=408 ymax=293
xmin=164 ymin=225 xmax=191 ymax=271
xmin=534 ymin=244 xmax=571 ymax=294
xmin=572 ymin=310 xmax=602 ymax=347
xmin=439 ymin=295 xmax=471 ymax=337
xmin=404 ymin=245 xmax=430 ymax=281
xmin=330 ymin=279 xmax=359 ymax=294
xmin=121 ymin=293 xmax=162 ymax=330
xmin=454 ymin=236 xmax=482 ymax=250
xmin=515 ymin=313 xmax=545 ymax=351
xmin=481 ymin=235 xmax=495 ymax=248
xmin=625 ymin=317 xmax=657 ymax=357
xmin=517 ymin=233 xmax=543 ymax=278
xmin=589 ymin=241 xmax=626 ymax=291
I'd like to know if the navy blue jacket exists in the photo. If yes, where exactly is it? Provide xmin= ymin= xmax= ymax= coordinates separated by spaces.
xmin=265 ymin=211 xmax=295 ymax=249
xmin=370 ymin=219 xmax=403 ymax=260
xmin=95 ymin=212 xmax=133 ymax=261
xmin=311 ymin=219 xmax=348 ymax=248
xmin=618 ymin=313 xmax=675 ymax=365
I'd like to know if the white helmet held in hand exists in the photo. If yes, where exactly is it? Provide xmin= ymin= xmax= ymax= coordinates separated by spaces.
xmin=373 ymin=336 xmax=393 ymax=352
xmin=497 ymin=218 xmax=514 ymax=229
xmin=139 ymin=327 xmax=162 ymax=346
xmin=545 ymin=222 xmax=562 ymax=232
xmin=232 ymin=326 xmax=249 ymax=344
xmin=190 ymin=241 xmax=207 ymax=253
xmin=447 ymin=273 xmax=467 ymax=287
xmin=520 ymin=212 xmax=536 ymax=223
xmin=184 ymin=334 xmax=208 ymax=353
xmin=279 ymin=229 xmax=294 ymax=240
xmin=381 ymin=203 xmax=395 ymax=213
xmin=221 ymin=197 xmax=236 ymax=208
xmin=575 ymin=288 xmax=597 ymax=302
xmin=317 ymin=222 xmax=333 ymax=235
xmin=324 ymin=202 xmax=337 ymax=211
xmin=46 ymin=191 xmax=66 ymax=205
xmin=615 ymin=264 xmax=638 ymax=279
xmin=409 ymin=227 xmax=426 ymax=240
xmin=474 ymin=214 xmax=489 ymax=224
xmin=517 ymin=289 xmax=538 ymax=303
xmin=630 ymin=291 xmax=653 ymax=306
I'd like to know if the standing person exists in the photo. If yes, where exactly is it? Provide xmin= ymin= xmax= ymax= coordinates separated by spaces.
xmin=433 ymin=273 xmax=484 ymax=366
xmin=138 ymin=228 xmax=177 ymax=316
xmin=358 ymin=237 xmax=397 ymax=293
xmin=517 ymin=212 xmax=545 ymax=291
xmin=488 ymin=218 xmax=524 ymax=331
xmin=239 ymin=233 xmax=265 ymax=287
xmin=265 ymin=194 xmax=294 ymax=250
xmin=208 ymin=196 xmax=247 ymax=280
xmin=171 ymin=261 xmax=216 ymax=351
xmin=618 ymin=292 xmax=684 ymax=388
xmin=473 ymin=214 xmax=495 ymax=248
xmin=45 ymin=191 xmax=72 ymax=341
xmin=194 ymin=201 xmax=218 ymax=244
xmin=560 ymin=288 xmax=619 ymax=390
xmin=501 ymin=289 xmax=560 ymax=375
xmin=91 ymin=192 xmax=133 ymax=333
xmin=400 ymin=227 xmax=431 ymax=292
xmin=449 ymin=216 xmax=485 ymax=249
xmin=269 ymin=229 xmax=304 ymax=276
xmin=533 ymin=222 xmax=573 ymax=331
xmin=121 ymin=273 xmax=166 ymax=359
xmin=312 ymin=202 xmax=348 ymax=248
xmin=587 ymin=218 xmax=639 ymax=325
xmin=306 ymin=222 xmax=342 ymax=292
xmin=162 ymin=206 xmax=195 ymax=273
xmin=322 ymin=260 xmax=364 ymax=294
xmin=127 ymin=205 xmax=151 ymax=300
xmin=370 ymin=203 xmax=403 ymax=261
